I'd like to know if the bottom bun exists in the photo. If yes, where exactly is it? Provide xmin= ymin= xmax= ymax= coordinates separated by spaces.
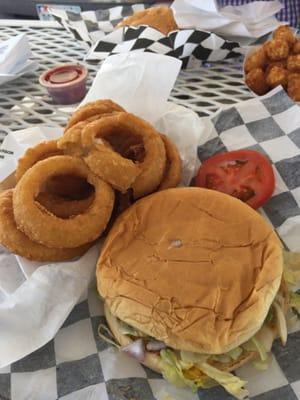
xmin=104 ymin=304 xmax=257 ymax=374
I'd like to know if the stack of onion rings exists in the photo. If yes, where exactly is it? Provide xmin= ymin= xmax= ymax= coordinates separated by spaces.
xmin=0 ymin=99 xmax=182 ymax=261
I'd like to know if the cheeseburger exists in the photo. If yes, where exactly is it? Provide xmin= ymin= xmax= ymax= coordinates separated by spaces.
xmin=97 ymin=188 xmax=293 ymax=399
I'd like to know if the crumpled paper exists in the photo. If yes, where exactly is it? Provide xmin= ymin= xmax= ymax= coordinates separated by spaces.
xmin=0 ymin=34 xmax=38 ymax=86
xmin=172 ymin=0 xmax=283 ymax=44
xmin=0 ymin=52 xmax=202 ymax=367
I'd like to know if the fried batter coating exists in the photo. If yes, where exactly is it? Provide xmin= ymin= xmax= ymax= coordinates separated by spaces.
xmin=264 ymin=39 xmax=289 ymax=61
xmin=0 ymin=190 xmax=92 ymax=261
xmin=245 ymin=68 xmax=269 ymax=95
xmin=293 ymin=39 xmax=300 ymax=55
xmin=273 ymin=25 xmax=295 ymax=49
xmin=244 ymin=47 xmax=267 ymax=73
xmin=266 ymin=66 xmax=288 ymax=89
xmin=287 ymin=73 xmax=300 ymax=101
xmin=116 ymin=6 xmax=178 ymax=35
xmin=265 ymin=60 xmax=287 ymax=75
xmin=64 ymin=99 xmax=125 ymax=132
xmin=287 ymin=54 xmax=300 ymax=72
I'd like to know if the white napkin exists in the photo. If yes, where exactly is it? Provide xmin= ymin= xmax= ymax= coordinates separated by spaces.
xmin=0 ymin=52 xmax=202 ymax=367
xmin=172 ymin=0 xmax=283 ymax=44
xmin=0 ymin=34 xmax=38 ymax=86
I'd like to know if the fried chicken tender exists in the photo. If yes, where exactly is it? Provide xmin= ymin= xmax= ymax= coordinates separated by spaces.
xmin=273 ymin=25 xmax=295 ymax=49
xmin=266 ymin=66 xmax=288 ymax=89
xmin=287 ymin=73 xmax=300 ymax=101
xmin=244 ymin=47 xmax=268 ymax=73
xmin=293 ymin=39 xmax=300 ymax=55
xmin=264 ymin=39 xmax=289 ymax=61
xmin=116 ymin=6 xmax=178 ymax=35
xmin=245 ymin=68 xmax=269 ymax=95
xmin=287 ymin=54 xmax=300 ymax=72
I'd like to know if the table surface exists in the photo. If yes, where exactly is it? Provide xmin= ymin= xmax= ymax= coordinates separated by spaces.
xmin=2 ymin=21 xmax=300 ymax=400
xmin=0 ymin=22 xmax=252 ymax=146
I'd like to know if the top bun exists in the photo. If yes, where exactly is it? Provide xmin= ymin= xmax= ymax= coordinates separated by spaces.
xmin=97 ymin=188 xmax=283 ymax=354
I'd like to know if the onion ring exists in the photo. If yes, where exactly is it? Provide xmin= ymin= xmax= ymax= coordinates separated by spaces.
xmin=64 ymin=99 xmax=125 ymax=132
xmin=81 ymin=112 xmax=166 ymax=198
xmin=15 ymin=139 xmax=95 ymax=213
xmin=0 ymin=190 xmax=92 ymax=261
xmin=36 ymin=192 xmax=94 ymax=219
xmin=158 ymin=134 xmax=182 ymax=191
xmin=13 ymin=155 xmax=115 ymax=248
xmin=58 ymin=113 xmax=117 ymax=156
xmin=15 ymin=140 xmax=62 ymax=182
xmin=83 ymin=145 xmax=141 ymax=192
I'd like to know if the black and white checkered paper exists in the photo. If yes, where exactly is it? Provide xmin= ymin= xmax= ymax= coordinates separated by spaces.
xmin=1 ymin=87 xmax=300 ymax=400
xmin=50 ymin=6 xmax=244 ymax=68
xmin=1 ymin=284 xmax=299 ymax=400
xmin=197 ymin=87 xmax=300 ymax=252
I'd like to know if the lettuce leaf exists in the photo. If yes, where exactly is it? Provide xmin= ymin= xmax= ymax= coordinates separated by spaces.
xmin=251 ymin=337 xmax=267 ymax=361
xmin=283 ymin=251 xmax=300 ymax=286
xmin=273 ymin=301 xmax=288 ymax=345
xmin=227 ymin=347 xmax=243 ymax=361
xmin=160 ymin=349 xmax=216 ymax=390
xmin=252 ymin=358 xmax=270 ymax=371
xmin=197 ymin=362 xmax=249 ymax=400
xmin=160 ymin=349 xmax=248 ymax=399
xmin=290 ymin=292 xmax=300 ymax=313
xmin=118 ymin=320 xmax=149 ymax=338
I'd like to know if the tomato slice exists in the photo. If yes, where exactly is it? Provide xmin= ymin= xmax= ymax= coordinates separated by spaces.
xmin=195 ymin=150 xmax=275 ymax=209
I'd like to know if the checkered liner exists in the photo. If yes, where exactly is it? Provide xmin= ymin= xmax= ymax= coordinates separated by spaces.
xmin=1 ymin=286 xmax=300 ymax=400
xmin=1 ymin=88 xmax=300 ymax=400
xmin=197 ymin=87 xmax=300 ymax=252
xmin=50 ymin=6 xmax=244 ymax=68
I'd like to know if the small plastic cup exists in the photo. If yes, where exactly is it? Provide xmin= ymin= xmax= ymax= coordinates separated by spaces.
xmin=39 ymin=64 xmax=88 ymax=105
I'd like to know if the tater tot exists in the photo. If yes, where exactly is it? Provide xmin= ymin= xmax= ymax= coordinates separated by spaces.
xmin=287 ymin=54 xmax=300 ymax=72
xmin=265 ymin=60 xmax=287 ymax=75
xmin=287 ymin=73 xmax=300 ymax=101
xmin=273 ymin=25 xmax=295 ymax=49
xmin=293 ymin=39 xmax=300 ymax=55
xmin=245 ymin=68 xmax=269 ymax=95
xmin=244 ymin=47 xmax=267 ymax=73
xmin=264 ymin=39 xmax=289 ymax=61
xmin=266 ymin=66 xmax=288 ymax=88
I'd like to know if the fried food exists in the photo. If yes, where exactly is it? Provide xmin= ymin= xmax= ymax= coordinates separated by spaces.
xmin=287 ymin=54 xmax=300 ymax=72
xmin=265 ymin=60 xmax=287 ymax=75
xmin=287 ymin=73 xmax=300 ymax=101
xmin=273 ymin=25 xmax=295 ymax=49
xmin=13 ymin=156 xmax=115 ymax=248
xmin=0 ymin=190 xmax=91 ymax=262
xmin=83 ymin=146 xmax=141 ymax=192
xmin=244 ymin=26 xmax=299 ymax=99
xmin=264 ymin=39 xmax=289 ymax=61
xmin=244 ymin=47 xmax=268 ymax=73
xmin=64 ymin=99 xmax=125 ymax=132
xmin=116 ymin=6 xmax=178 ymax=35
xmin=293 ymin=39 xmax=300 ymax=54
xmin=36 ymin=192 xmax=94 ymax=219
xmin=266 ymin=66 xmax=288 ymax=89
xmin=59 ymin=114 xmax=116 ymax=156
xmin=157 ymin=134 xmax=182 ymax=191
xmin=15 ymin=140 xmax=62 ymax=182
xmin=81 ymin=112 xmax=166 ymax=199
xmin=245 ymin=68 xmax=269 ymax=95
